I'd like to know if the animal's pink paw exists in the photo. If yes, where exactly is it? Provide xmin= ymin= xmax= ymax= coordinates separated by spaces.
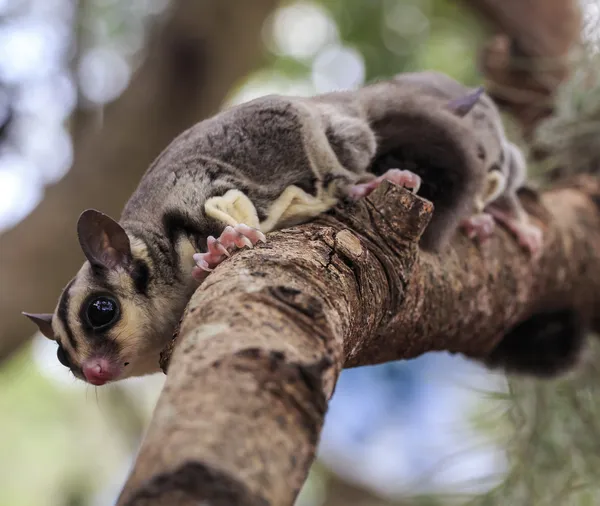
xmin=514 ymin=222 xmax=543 ymax=258
xmin=192 ymin=223 xmax=266 ymax=281
xmin=349 ymin=168 xmax=421 ymax=200
xmin=488 ymin=208 xmax=543 ymax=258
xmin=460 ymin=213 xmax=496 ymax=242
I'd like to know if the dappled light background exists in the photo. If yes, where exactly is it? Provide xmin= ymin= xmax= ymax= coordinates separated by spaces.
xmin=0 ymin=0 xmax=584 ymax=505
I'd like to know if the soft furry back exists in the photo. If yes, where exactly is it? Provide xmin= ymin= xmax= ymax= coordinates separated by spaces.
xmin=369 ymin=95 xmax=484 ymax=251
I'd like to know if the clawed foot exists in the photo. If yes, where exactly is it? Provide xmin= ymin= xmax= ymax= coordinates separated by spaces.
xmin=460 ymin=213 xmax=496 ymax=242
xmin=488 ymin=208 xmax=543 ymax=258
xmin=192 ymin=223 xmax=266 ymax=281
xmin=518 ymin=224 xmax=543 ymax=257
xmin=349 ymin=169 xmax=421 ymax=200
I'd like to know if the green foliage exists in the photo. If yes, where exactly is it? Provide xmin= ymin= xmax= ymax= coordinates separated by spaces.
xmin=468 ymin=340 xmax=600 ymax=506
xmin=534 ymin=49 xmax=600 ymax=180
xmin=533 ymin=0 xmax=600 ymax=182
xmin=0 ymin=342 xmax=153 ymax=506
xmin=319 ymin=0 xmax=485 ymax=82
xmin=246 ymin=0 xmax=487 ymax=104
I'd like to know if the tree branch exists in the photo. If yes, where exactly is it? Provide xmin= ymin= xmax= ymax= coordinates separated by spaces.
xmin=0 ymin=0 xmax=279 ymax=361
xmin=461 ymin=0 xmax=582 ymax=137
xmin=116 ymin=176 xmax=600 ymax=506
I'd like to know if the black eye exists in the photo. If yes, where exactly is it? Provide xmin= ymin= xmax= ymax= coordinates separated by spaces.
xmin=56 ymin=344 xmax=69 ymax=367
xmin=86 ymin=296 xmax=119 ymax=329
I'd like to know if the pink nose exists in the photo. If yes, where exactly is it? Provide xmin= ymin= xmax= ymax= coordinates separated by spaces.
xmin=82 ymin=358 xmax=118 ymax=385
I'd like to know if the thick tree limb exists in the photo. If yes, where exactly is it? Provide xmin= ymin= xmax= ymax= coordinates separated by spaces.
xmin=462 ymin=0 xmax=582 ymax=137
xmin=0 ymin=0 xmax=279 ymax=361
xmin=117 ymin=177 xmax=600 ymax=505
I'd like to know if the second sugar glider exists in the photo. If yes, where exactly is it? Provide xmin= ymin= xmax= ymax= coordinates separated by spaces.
xmin=390 ymin=70 xmax=543 ymax=255
xmin=23 ymin=74 xmax=495 ymax=385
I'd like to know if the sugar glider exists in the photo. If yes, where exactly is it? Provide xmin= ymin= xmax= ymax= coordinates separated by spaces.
xmin=391 ymin=70 xmax=543 ymax=254
xmin=24 ymin=74 xmax=506 ymax=385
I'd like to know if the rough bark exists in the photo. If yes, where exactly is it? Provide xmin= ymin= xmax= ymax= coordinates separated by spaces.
xmin=0 ymin=0 xmax=279 ymax=361
xmin=117 ymin=176 xmax=600 ymax=506
xmin=462 ymin=0 xmax=582 ymax=137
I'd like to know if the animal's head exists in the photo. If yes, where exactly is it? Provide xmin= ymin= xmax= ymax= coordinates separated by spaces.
xmin=23 ymin=209 xmax=187 ymax=385
xmin=454 ymin=89 xmax=511 ymax=175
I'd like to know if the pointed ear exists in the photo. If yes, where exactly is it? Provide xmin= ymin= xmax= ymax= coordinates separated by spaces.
xmin=22 ymin=312 xmax=56 ymax=340
xmin=447 ymin=86 xmax=485 ymax=117
xmin=77 ymin=209 xmax=132 ymax=270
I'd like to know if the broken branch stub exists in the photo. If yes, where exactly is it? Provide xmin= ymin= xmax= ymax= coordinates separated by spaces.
xmin=118 ymin=178 xmax=600 ymax=505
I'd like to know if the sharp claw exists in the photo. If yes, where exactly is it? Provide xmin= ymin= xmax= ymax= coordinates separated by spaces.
xmin=216 ymin=242 xmax=230 ymax=257
xmin=234 ymin=224 xmax=267 ymax=245
xmin=208 ymin=236 xmax=230 ymax=258
xmin=240 ymin=235 xmax=254 ymax=249
xmin=193 ymin=257 xmax=213 ymax=272
xmin=235 ymin=223 xmax=267 ymax=242
xmin=199 ymin=261 xmax=213 ymax=272
xmin=411 ymin=179 xmax=421 ymax=194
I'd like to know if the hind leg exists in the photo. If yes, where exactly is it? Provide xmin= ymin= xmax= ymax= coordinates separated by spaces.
xmin=488 ymin=207 xmax=543 ymax=257
xmin=192 ymin=224 xmax=266 ymax=281
xmin=487 ymin=193 xmax=543 ymax=257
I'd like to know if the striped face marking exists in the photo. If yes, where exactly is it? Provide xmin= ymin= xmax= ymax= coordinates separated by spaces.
xmin=28 ymin=209 xmax=167 ymax=383
xmin=48 ymin=252 xmax=167 ymax=383
xmin=51 ymin=265 xmax=124 ymax=379
xmin=26 ymin=208 xmax=200 ymax=383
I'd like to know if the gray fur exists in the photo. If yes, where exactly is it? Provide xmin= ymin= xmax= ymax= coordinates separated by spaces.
xmin=25 ymin=74 xmax=507 ymax=382
xmin=392 ymin=71 xmax=529 ymax=218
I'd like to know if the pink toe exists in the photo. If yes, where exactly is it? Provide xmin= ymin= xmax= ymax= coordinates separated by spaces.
xmin=207 ymin=236 xmax=230 ymax=258
xmin=349 ymin=169 xmax=422 ymax=201
xmin=379 ymin=168 xmax=421 ymax=191
xmin=516 ymin=225 xmax=543 ymax=257
xmin=461 ymin=213 xmax=495 ymax=242
xmin=235 ymin=224 xmax=267 ymax=244
xmin=217 ymin=226 xmax=242 ymax=250
xmin=192 ymin=266 xmax=210 ymax=281
xmin=348 ymin=183 xmax=374 ymax=200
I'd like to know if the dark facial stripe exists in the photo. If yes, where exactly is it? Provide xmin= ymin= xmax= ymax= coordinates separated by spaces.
xmin=124 ymin=223 xmax=177 ymax=283
xmin=90 ymin=264 xmax=111 ymax=291
xmin=131 ymin=259 xmax=150 ymax=296
xmin=57 ymin=278 xmax=78 ymax=350
xmin=162 ymin=210 xmax=204 ymax=246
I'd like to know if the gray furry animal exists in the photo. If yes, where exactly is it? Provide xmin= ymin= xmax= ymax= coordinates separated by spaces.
xmin=396 ymin=72 xmax=589 ymax=379
xmin=390 ymin=70 xmax=543 ymax=254
xmin=23 ymin=74 xmax=509 ymax=385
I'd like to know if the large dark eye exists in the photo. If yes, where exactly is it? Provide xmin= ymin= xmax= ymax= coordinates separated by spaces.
xmin=56 ymin=344 xmax=69 ymax=367
xmin=85 ymin=296 xmax=119 ymax=329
